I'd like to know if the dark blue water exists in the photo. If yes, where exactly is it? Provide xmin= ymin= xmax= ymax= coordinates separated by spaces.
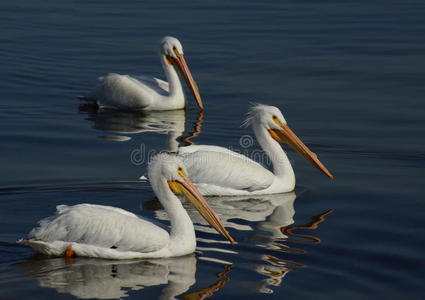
xmin=1 ymin=0 xmax=425 ymax=299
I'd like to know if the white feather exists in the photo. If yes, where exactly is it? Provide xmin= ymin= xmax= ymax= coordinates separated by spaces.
xmin=26 ymin=204 xmax=168 ymax=252
xmin=178 ymin=146 xmax=274 ymax=193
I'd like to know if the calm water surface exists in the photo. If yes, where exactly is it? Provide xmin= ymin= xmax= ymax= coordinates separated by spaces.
xmin=1 ymin=1 xmax=425 ymax=299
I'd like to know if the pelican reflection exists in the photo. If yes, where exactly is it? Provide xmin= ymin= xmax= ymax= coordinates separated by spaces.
xmin=22 ymin=254 xmax=231 ymax=300
xmin=79 ymin=105 xmax=203 ymax=150
xmin=21 ymin=255 xmax=195 ymax=299
xmin=147 ymin=192 xmax=296 ymax=237
xmin=255 ymin=208 xmax=334 ymax=294
xmin=21 ymin=254 xmax=234 ymax=300
xmin=145 ymin=192 xmax=333 ymax=294
xmin=181 ymin=264 xmax=232 ymax=300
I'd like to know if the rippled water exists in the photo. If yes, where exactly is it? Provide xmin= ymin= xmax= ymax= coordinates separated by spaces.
xmin=1 ymin=0 xmax=425 ymax=299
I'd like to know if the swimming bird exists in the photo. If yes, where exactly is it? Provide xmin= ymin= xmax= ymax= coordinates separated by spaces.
xmin=18 ymin=154 xmax=234 ymax=259
xmin=80 ymin=36 xmax=203 ymax=111
xmin=176 ymin=104 xmax=333 ymax=196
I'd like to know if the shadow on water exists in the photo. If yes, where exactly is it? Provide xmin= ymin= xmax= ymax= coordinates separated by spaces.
xmin=145 ymin=192 xmax=334 ymax=294
xmin=178 ymin=110 xmax=204 ymax=147
xmin=19 ymin=253 xmax=232 ymax=300
xmin=254 ymin=209 xmax=334 ymax=294
xmin=78 ymin=104 xmax=204 ymax=148
xmin=181 ymin=264 xmax=232 ymax=300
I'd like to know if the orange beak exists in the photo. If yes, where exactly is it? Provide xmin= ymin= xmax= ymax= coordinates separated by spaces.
xmin=269 ymin=125 xmax=333 ymax=179
xmin=167 ymin=54 xmax=204 ymax=110
xmin=168 ymin=177 xmax=234 ymax=244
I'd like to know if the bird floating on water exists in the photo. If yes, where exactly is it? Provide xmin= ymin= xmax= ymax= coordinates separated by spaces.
xmin=18 ymin=154 xmax=234 ymax=259
xmin=176 ymin=104 xmax=333 ymax=196
xmin=79 ymin=36 xmax=203 ymax=111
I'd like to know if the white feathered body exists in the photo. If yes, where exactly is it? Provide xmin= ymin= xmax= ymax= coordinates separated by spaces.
xmin=93 ymin=73 xmax=185 ymax=111
xmin=177 ymin=144 xmax=295 ymax=196
xmin=18 ymin=203 xmax=192 ymax=259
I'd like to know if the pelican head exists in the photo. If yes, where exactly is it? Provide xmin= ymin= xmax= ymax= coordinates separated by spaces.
xmin=159 ymin=36 xmax=203 ymax=110
xmin=148 ymin=153 xmax=234 ymax=244
xmin=245 ymin=104 xmax=333 ymax=179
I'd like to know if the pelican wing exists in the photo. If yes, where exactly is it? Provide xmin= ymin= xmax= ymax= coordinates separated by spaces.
xmin=95 ymin=73 xmax=157 ymax=109
xmin=28 ymin=204 xmax=169 ymax=253
xmin=133 ymin=75 xmax=170 ymax=93
xmin=151 ymin=77 xmax=170 ymax=92
xmin=177 ymin=145 xmax=274 ymax=192
xmin=178 ymin=145 xmax=249 ymax=157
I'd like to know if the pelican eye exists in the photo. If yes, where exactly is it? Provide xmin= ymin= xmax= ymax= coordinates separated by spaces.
xmin=172 ymin=46 xmax=180 ymax=57
xmin=272 ymin=115 xmax=281 ymax=126
xmin=177 ymin=166 xmax=186 ymax=178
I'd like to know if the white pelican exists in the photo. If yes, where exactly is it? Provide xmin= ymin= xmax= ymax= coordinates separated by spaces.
xmin=18 ymin=154 xmax=234 ymax=259
xmin=80 ymin=36 xmax=203 ymax=111
xmin=176 ymin=104 xmax=333 ymax=195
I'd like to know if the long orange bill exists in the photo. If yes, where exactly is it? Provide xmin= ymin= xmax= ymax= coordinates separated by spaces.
xmin=269 ymin=125 xmax=334 ymax=179
xmin=168 ymin=178 xmax=235 ymax=244
xmin=168 ymin=54 xmax=204 ymax=110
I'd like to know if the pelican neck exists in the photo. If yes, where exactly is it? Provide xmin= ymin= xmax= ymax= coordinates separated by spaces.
xmin=253 ymin=124 xmax=295 ymax=181
xmin=154 ymin=179 xmax=196 ymax=244
xmin=159 ymin=54 xmax=184 ymax=98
